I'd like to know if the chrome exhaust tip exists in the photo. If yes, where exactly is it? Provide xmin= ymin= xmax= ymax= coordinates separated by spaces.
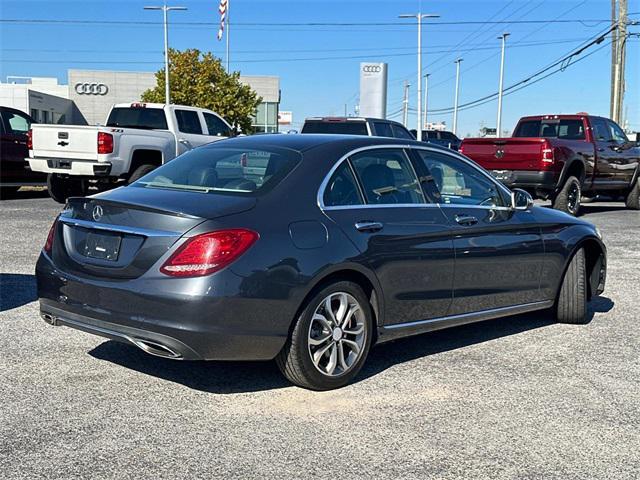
xmin=41 ymin=313 xmax=57 ymax=325
xmin=131 ymin=338 xmax=182 ymax=359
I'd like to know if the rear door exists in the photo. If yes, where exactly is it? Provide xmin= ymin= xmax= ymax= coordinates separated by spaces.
xmin=321 ymin=147 xmax=454 ymax=324
xmin=174 ymin=109 xmax=211 ymax=154
xmin=589 ymin=117 xmax=617 ymax=186
xmin=0 ymin=109 xmax=41 ymax=183
xmin=412 ymin=148 xmax=545 ymax=315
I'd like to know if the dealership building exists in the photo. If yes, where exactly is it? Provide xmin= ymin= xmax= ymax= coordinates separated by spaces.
xmin=0 ymin=70 xmax=280 ymax=132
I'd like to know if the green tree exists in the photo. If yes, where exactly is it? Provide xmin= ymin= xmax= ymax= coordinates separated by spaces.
xmin=142 ymin=48 xmax=261 ymax=133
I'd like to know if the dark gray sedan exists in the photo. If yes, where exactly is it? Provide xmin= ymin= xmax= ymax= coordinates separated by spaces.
xmin=36 ymin=134 xmax=607 ymax=390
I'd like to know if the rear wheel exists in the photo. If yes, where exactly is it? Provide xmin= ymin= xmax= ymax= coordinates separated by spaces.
xmin=625 ymin=175 xmax=640 ymax=210
xmin=276 ymin=281 xmax=373 ymax=390
xmin=128 ymin=164 xmax=156 ymax=184
xmin=555 ymin=248 xmax=588 ymax=324
xmin=553 ymin=176 xmax=581 ymax=216
xmin=47 ymin=174 xmax=85 ymax=204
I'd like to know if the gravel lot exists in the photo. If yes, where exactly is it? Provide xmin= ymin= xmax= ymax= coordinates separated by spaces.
xmin=1 ymin=192 xmax=638 ymax=479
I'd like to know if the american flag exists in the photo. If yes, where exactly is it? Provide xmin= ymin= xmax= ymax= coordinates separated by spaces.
xmin=217 ymin=0 xmax=228 ymax=41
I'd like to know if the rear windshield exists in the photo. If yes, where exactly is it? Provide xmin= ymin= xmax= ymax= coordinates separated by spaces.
xmin=133 ymin=146 xmax=301 ymax=195
xmin=106 ymin=107 xmax=168 ymax=130
xmin=513 ymin=119 xmax=585 ymax=140
xmin=301 ymin=120 xmax=368 ymax=135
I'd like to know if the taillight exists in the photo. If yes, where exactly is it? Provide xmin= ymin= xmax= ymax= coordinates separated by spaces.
xmin=27 ymin=129 xmax=33 ymax=150
xmin=458 ymin=144 xmax=465 ymax=154
xmin=44 ymin=217 xmax=59 ymax=254
xmin=160 ymin=229 xmax=259 ymax=277
xmin=97 ymin=132 xmax=113 ymax=154
xmin=542 ymin=140 xmax=554 ymax=164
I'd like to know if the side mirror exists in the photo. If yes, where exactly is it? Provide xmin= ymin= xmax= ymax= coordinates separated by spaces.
xmin=511 ymin=188 xmax=534 ymax=211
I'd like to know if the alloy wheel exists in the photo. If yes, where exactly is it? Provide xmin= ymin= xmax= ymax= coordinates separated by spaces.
xmin=307 ymin=292 xmax=366 ymax=377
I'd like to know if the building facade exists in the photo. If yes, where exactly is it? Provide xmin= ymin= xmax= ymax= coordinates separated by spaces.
xmin=1 ymin=71 xmax=280 ymax=130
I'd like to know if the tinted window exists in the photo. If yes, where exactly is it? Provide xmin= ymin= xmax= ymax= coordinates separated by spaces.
xmin=175 ymin=110 xmax=203 ymax=134
xmin=350 ymin=149 xmax=425 ymax=205
xmin=439 ymin=131 xmax=456 ymax=140
xmin=416 ymin=150 xmax=506 ymax=207
xmin=134 ymin=146 xmax=300 ymax=195
xmin=204 ymin=112 xmax=231 ymax=137
xmin=590 ymin=118 xmax=611 ymax=142
xmin=514 ymin=119 xmax=585 ymax=140
xmin=301 ymin=121 xmax=368 ymax=135
xmin=4 ymin=111 xmax=31 ymax=134
xmin=106 ymin=107 xmax=168 ymax=130
xmin=391 ymin=124 xmax=415 ymax=139
xmin=373 ymin=121 xmax=393 ymax=138
xmin=607 ymin=120 xmax=628 ymax=144
xmin=323 ymin=162 xmax=363 ymax=206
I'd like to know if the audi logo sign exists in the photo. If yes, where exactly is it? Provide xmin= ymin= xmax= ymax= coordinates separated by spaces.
xmin=362 ymin=65 xmax=382 ymax=73
xmin=74 ymin=83 xmax=109 ymax=96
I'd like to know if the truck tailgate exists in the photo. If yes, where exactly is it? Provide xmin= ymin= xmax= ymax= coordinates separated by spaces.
xmin=461 ymin=137 xmax=549 ymax=170
xmin=31 ymin=124 xmax=99 ymax=160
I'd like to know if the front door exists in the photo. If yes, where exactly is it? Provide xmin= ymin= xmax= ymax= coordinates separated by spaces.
xmin=321 ymin=147 xmax=454 ymax=325
xmin=412 ymin=148 xmax=545 ymax=315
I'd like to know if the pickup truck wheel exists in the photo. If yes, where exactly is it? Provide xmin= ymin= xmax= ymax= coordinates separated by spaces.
xmin=47 ymin=174 xmax=85 ymax=204
xmin=553 ymin=176 xmax=581 ymax=216
xmin=128 ymin=164 xmax=157 ymax=184
xmin=555 ymin=248 xmax=588 ymax=324
xmin=625 ymin=176 xmax=640 ymax=210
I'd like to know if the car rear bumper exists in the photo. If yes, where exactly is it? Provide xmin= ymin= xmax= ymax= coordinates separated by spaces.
xmin=489 ymin=169 xmax=559 ymax=195
xmin=28 ymin=158 xmax=113 ymax=177
xmin=36 ymin=253 xmax=290 ymax=361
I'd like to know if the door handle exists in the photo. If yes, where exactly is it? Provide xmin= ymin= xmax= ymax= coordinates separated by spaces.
xmin=454 ymin=214 xmax=478 ymax=226
xmin=355 ymin=221 xmax=383 ymax=232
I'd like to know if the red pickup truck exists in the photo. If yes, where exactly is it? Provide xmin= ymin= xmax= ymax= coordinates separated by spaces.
xmin=460 ymin=114 xmax=640 ymax=215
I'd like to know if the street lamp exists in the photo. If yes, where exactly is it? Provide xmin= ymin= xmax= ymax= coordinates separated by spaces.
xmin=399 ymin=13 xmax=440 ymax=142
xmin=452 ymin=58 xmax=463 ymax=136
xmin=144 ymin=2 xmax=187 ymax=105
xmin=496 ymin=33 xmax=510 ymax=138
xmin=423 ymin=73 xmax=430 ymax=129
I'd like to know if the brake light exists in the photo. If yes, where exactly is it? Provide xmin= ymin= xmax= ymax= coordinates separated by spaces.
xmin=44 ymin=217 xmax=59 ymax=254
xmin=160 ymin=229 xmax=259 ymax=277
xmin=458 ymin=144 xmax=465 ymax=154
xmin=97 ymin=132 xmax=113 ymax=154
xmin=542 ymin=140 xmax=554 ymax=164
xmin=27 ymin=129 xmax=33 ymax=150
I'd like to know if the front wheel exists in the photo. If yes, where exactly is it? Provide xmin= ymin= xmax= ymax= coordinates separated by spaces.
xmin=553 ymin=176 xmax=581 ymax=216
xmin=625 ymin=175 xmax=640 ymax=210
xmin=276 ymin=281 xmax=373 ymax=390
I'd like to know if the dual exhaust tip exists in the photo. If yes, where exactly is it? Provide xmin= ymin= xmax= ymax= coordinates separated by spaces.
xmin=41 ymin=312 xmax=182 ymax=359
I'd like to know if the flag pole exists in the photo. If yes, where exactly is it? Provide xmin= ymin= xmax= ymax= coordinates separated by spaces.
xmin=225 ymin=0 xmax=230 ymax=72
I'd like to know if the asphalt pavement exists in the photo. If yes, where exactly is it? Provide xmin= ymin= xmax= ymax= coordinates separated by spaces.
xmin=1 ymin=192 xmax=638 ymax=479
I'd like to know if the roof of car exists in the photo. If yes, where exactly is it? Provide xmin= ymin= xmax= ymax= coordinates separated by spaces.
xmin=202 ymin=133 xmax=448 ymax=154
xmin=304 ymin=116 xmax=405 ymax=126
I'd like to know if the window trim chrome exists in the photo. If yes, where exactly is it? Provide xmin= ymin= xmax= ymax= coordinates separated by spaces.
xmin=317 ymin=144 xmax=515 ymax=212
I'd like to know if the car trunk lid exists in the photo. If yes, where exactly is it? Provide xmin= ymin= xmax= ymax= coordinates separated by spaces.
xmin=31 ymin=124 xmax=101 ymax=160
xmin=461 ymin=137 xmax=551 ymax=171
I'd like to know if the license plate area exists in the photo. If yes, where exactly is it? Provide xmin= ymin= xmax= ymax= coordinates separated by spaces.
xmin=84 ymin=231 xmax=122 ymax=261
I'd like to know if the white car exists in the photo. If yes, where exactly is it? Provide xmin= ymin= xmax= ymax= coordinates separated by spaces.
xmin=28 ymin=103 xmax=233 ymax=203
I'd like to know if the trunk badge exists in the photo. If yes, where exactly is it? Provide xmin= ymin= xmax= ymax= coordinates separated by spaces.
xmin=495 ymin=148 xmax=505 ymax=159
xmin=92 ymin=205 xmax=104 ymax=222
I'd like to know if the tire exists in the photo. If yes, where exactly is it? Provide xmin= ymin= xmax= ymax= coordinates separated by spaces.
xmin=625 ymin=175 xmax=640 ymax=210
xmin=555 ymin=248 xmax=588 ymax=324
xmin=276 ymin=281 xmax=373 ymax=390
xmin=47 ymin=174 xmax=85 ymax=204
xmin=553 ymin=176 xmax=581 ymax=216
xmin=128 ymin=164 xmax=156 ymax=184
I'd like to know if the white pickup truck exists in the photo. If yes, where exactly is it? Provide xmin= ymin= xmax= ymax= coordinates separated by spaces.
xmin=28 ymin=103 xmax=233 ymax=203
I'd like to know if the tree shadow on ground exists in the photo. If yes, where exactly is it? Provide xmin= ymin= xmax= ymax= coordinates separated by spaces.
xmin=0 ymin=273 xmax=38 ymax=312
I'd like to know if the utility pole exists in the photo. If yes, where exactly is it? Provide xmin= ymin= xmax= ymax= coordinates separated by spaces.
xmin=610 ymin=0 xmax=618 ymax=118
xmin=399 ymin=13 xmax=439 ymax=141
xmin=496 ymin=33 xmax=510 ymax=138
xmin=452 ymin=58 xmax=463 ymax=136
xmin=423 ymin=73 xmax=430 ymax=129
xmin=614 ymin=0 xmax=628 ymax=124
xmin=402 ymin=81 xmax=410 ymax=127
xmin=144 ymin=2 xmax=187 ymax=105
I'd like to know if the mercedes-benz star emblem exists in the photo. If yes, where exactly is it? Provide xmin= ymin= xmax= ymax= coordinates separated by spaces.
xmin=92 ymin=205 xmax=104 ymax=222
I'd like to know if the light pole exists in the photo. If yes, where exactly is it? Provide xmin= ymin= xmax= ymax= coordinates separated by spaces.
xmin=423 ymin=73 xmax=430 ymax=129
xmin=144 ymin=2 xmax=187 ymax=105
xmin=399 ymin=13 xmax=439 ymax=142
xmin=452 ymin=58 xmax=463 ymax=136
xmin=496 ymin=33 xmax=510 ymax=138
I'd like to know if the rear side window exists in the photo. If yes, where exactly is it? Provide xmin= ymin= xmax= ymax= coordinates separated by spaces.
xmin=373 ymin=121 xmax=393 ymax=138
xmin=350 ymin=149 xmax=425 ymax=205
xmin=301 ymin=121 xmax=368 ymax=135
xmin=204 ymin=113 xmax=231 ymax=137
xmin=391 ymin=124 xmax=415 ymax=139
xmin=175 ymin=110 xmax=203 ymax=134
xmin=106 ymin=108 xmax=168 ymax=130
xmin=323 ymin=162 xmax=363 ymax=207
xmin=3 ymin=110 xmax=31 ymax=134
xmin=134 ymin=146 xmax=301 ymax=195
